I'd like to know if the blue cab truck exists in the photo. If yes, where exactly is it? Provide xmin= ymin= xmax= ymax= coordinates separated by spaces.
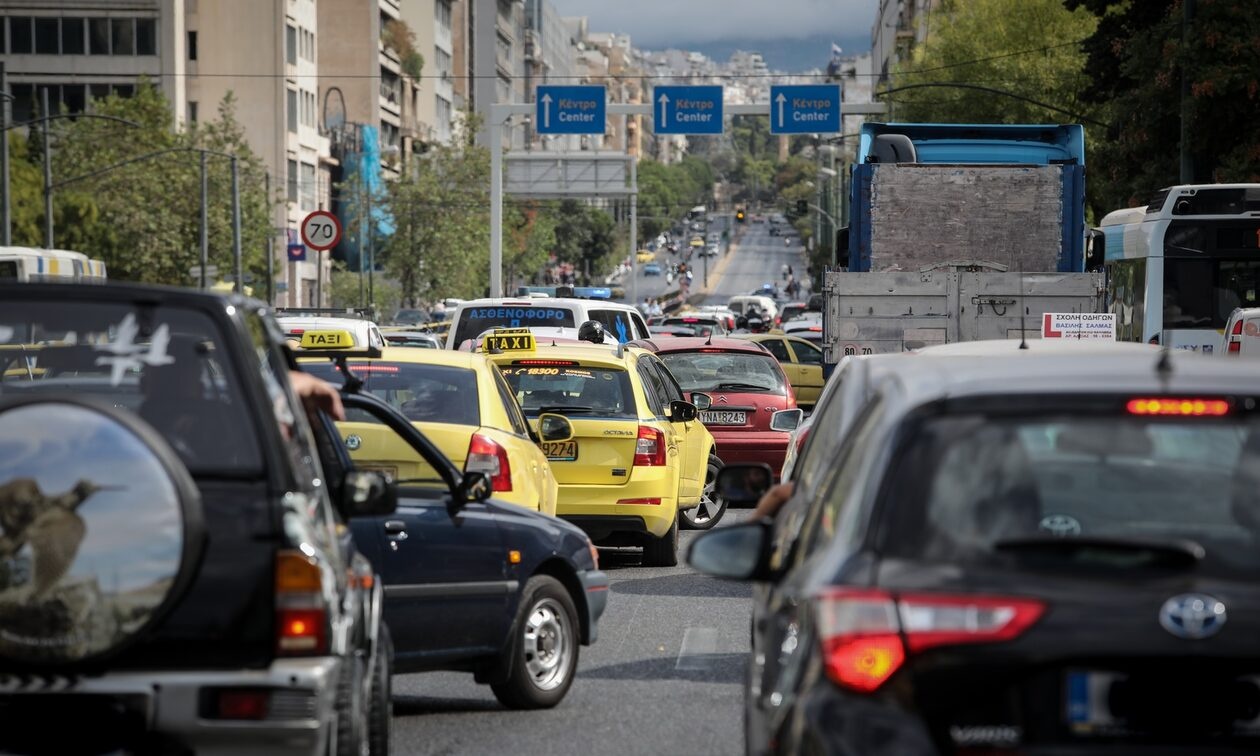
xmin=823 ymin=123 xmax=1105 ymax=364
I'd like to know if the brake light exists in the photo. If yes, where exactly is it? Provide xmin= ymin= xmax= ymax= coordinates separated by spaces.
xmin=616 ymin=497 xmax=663 ymax=505
xmin=467 ymin=433 xmax=513 ymax=491
xmin=275 ymin=550 xmax=329 ymax=655
xmin=1233 ymin=320 xmax=1245 ymax=335
xmin=347 ymin=363 xmax=399 ymax=373
xmin=1126 ymin=397 xmax=1230 ymax=416
xmin=209 ymin=689 xmax=270 ymax=720
xmin=514 ymin=359 xmax=578 ymax=366
xmin=814 ymin=589 xmax=1045 ymax=693
xmin=633 ymin=426 xmax=666 ymax=466
xmin=1229 ymin=341 xmax=1242 ymax=354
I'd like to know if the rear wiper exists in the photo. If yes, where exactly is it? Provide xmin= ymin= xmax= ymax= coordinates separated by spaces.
xmin=994 ymin=535 xmax=1205 ymax=568
xmin=714 ymin=382 xmax=771 ymax=391
xmin=537 ymin=405 xmax=595 ymax=414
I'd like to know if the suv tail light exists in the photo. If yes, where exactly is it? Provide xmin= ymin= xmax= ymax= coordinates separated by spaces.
xmin=275 ymin=550 xmax=329 ymax=656
xmin=1227 ymin=319 xmax=1245 ymax=354
xmin=814 ymin=589 xmax=1045 ymax=693
xmin=467 ymin=433 xmax=512 ymax=491
xmin=634 ymin=425 xmax=666 ymax=466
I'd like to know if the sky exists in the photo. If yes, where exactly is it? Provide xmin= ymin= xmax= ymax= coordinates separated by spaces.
xmin=549 ymin=0 xmax=880 ymax=55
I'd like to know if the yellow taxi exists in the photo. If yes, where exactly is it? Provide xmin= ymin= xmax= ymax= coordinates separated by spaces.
xmin=733 ymin=332 xmax=826 ymax=409
xmin=295 ymin=330 xmax=561 ymax=516
xmin=481 ymin=328 xmax=715 ymax=566
xmin=636 ymin=249 xmax=656 ymax=264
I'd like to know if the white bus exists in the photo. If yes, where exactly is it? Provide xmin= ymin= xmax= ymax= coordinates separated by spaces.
xmin=1102 ymin=184 xmax=1260 ymax=352
xmin=0 ymin=247 xmax=108 ymax=283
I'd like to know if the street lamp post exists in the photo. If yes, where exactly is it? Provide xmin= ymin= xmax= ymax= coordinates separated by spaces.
xmin=0 ymin=62 xmax=11 ymax=246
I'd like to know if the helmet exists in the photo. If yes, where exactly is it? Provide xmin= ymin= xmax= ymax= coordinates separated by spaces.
xmin=577 ymin=320 xmax=606 ymax=344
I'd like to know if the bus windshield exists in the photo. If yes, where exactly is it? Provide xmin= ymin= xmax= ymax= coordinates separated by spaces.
xmin=1164 ymin=258 xmax=1260 ymax=329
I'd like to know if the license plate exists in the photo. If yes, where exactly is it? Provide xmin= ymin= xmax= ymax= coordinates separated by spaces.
xmin=542 ymin=440 xmax=578 ymax=461
xmin=359 ymin=465 xmax=398 ymax=481
xmin=700 ymin=411 xmax=747 ymax=425
xmin=1066 ymin=670 xmax=1260 ymax=736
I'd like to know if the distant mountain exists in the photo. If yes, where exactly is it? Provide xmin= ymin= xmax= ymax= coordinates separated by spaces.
xmin=661 ymin=33 xmax=871 ymax=73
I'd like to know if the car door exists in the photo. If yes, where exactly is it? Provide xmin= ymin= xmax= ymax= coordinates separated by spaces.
xmin=491 ymin=366 xmax=557 ymax=516
xmin=640 ymin=356 xmax=703 ymax=502
xmin=634 ymin=357 xmax=687 ymax=492
xmin=784 ymin=338 xmax=825 ymax=407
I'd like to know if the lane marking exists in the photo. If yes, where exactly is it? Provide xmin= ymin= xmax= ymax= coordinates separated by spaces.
xmin=675 ymin=626 xmax=719 ymax=670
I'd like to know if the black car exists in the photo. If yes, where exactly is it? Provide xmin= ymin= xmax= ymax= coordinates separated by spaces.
xmin=299 ymin=346 xmax=608 ymax=710
xmin=0 ymin=283 xmax=395 ymax=756
xmin=691 ymin=350 xmax=1260 ymax=755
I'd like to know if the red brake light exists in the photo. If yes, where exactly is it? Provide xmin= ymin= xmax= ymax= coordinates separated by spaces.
xmin=211 ymin=689 xmax=270 ymax=720
xmin=698 ymin=348 xmax=725 ymax=353
xmin=633 ymin=425 xmax=666 ymax=466
xmin=808 ymin=326 xmax=822 ymax=332
xmin=514 ymin=359 xmax=578 ymax=366
xmin=814 ymin=589 xmax=1045 ymax=693
xmin=1233 ymin=320 xmax=1245 ymax=335
xmin=347 ymin=363 xmax=399 ymax=373
xmin=467 ymin=433 xmax=512 ymax=491
xmin=1126 ymin=398 xmax=1230 ymax=416
xmin=1229 ymin=341 xmax=1242 ymax=354
xmin=275 ymin=551 xmax=329 ymax=656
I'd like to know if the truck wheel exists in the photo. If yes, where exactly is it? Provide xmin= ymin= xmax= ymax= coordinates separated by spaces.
xmin=333 ymin=649 xmax=369 ymax=756
xmin=642 ymin=514 xmax=679 ymax=567
xmin=491 ymin=576 xmax=579 ymax=710
xmin=367 ymin=626 xmax=393 ymax=756
xmin=681 ymin=456 xmax=725 ymax=530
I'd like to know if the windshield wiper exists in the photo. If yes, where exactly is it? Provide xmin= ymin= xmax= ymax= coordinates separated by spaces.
xmin=714 ymin=382 xmax=772 ymax=391
xmin=994 ymin=535 xmax=1205 ymax=568
xmin=537 ymin=405 xmax=595 ymax=414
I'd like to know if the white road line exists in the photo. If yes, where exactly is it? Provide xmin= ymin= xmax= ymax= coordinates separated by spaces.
xmin=675 ymin=626 xmax=719 ymax=670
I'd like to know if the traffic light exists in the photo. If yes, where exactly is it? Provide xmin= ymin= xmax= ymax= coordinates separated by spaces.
xmin=796 ymin=199 xmax=809 ymax=216
xmin=736 ymin=209 xmax=746 ymax=223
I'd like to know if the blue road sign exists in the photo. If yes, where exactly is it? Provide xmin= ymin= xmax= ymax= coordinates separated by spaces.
xmin=653 ymin=85 xmax=723 ymax=135
xmin=536 ymin=86 xmax=606 ymax=135
xmin=769 ymin=84 xmax=842 ymax=134
xmin=287 ymin=243 xmax=307 ymax=262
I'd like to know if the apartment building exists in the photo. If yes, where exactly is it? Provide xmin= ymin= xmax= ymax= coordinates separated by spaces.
xmin=872 ymin=0 xmax=942 ymax=85
xmin=453 ymin=0 xmax=525 ymax=147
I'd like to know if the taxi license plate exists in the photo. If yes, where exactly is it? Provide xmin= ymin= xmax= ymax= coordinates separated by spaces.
xmin=542 ymin=440 xmax=578 ymax=461
xmin=701 ymin=411 xmax=747 ymax=425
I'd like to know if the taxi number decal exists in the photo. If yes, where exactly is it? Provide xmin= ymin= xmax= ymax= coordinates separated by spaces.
xmin=542 ymin=440 xmax=578 ymax=461
xmin=522 ymin=367 xmax=559 ymax=375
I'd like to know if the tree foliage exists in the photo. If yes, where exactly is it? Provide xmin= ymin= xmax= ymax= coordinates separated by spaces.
xmin=551 ymin=199 xmax=619 ymax=276
xmin=636 ymin=156 xmax=715 ymax=240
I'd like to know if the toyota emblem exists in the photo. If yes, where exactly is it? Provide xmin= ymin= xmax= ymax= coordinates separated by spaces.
xmin=345 ymin=434 xmax=362 ymax=451
xmin=1159 ymin=593 xmax=1226 ymax=639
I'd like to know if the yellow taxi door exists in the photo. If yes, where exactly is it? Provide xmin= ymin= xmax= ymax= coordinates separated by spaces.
xmin=785 ymin=338 xmax=826 ymax=407
xmin=489 ymin=368 xmax=558 ymax=516
xmin=639 ymin=356 xmax=703 ymax=503
xmin=758 ymin=336 xmax=804 ymax=389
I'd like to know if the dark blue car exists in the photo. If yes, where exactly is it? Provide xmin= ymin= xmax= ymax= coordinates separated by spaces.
xmin=314 ymin=377 xmax=608 ymax=710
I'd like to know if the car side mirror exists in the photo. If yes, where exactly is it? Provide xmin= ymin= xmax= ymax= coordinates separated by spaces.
xmin=687 ymin=519 xmax=773 ymax=581
xmin=538 ymin=412 xmax=574 ymax=442
xmin=691 ymin=392 xmax=713 ymax=411
xmin=716 ymin=463 xmax=774 ymax=505
xmin=342 ymin=470 xmax=398 ymax=517
xmin=770 ymin=408 xmax=804 ymax=432
xmin=456 ymin=470 xmax=492 ymax=507
xmin=669 ymin=399 xmax=698 ymax=423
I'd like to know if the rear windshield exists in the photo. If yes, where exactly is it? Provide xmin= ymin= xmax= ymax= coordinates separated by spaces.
xmin=659 ymin=351 xmax=786 ymax=393
xmin=500 ymin=364 xmax=636 ymax=419
xmin=0 ymin=300 xmax=262 ymax=475
xmin=302 ymin=361 xmax=480 ymax=426
xmin=879 ymin=412 xmax=1260 ymax=575
xmin=453 ymin=305 xmax=576 ymax=346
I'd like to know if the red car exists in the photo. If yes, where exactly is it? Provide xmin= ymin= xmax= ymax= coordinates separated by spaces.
xmin=634 ymin=337 xmax=799 ymax=480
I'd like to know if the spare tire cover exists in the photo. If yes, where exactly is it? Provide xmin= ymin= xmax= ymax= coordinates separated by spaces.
xmin=0 ymin=397 xmax=202 ymax=667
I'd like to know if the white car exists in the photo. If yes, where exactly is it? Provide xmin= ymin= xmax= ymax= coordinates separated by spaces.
xmin=277 ymin=315 xmax=385 ymax=349
xmin=727 ymin=295 xmax=779 ymax=323
xmin=1221 ymin=307 xmax=1260 ymax=357
xmin=445 ymin=297 xmax=651 ymax=349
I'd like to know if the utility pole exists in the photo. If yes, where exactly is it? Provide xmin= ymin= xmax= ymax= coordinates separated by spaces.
xmin=199 ymin=151 xmax=208 ymax=289
xmin=231 ymin=157 xmax=242 ymax=294
xmin=265 ymin=171 xmax=274 ymax=305
xmin=41 ymin=88 xmax=53 ymax=249
xmin=1179 ymin=0 xmax=1196 ymax=183
xmin=1 ymin=62 xmax=11 ymax=246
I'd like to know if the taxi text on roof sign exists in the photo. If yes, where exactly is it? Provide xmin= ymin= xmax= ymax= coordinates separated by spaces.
xmin=486 ymin=329 xmax=536 ymax=353
xmin=300 ymin=330 xmax=355 ymax=349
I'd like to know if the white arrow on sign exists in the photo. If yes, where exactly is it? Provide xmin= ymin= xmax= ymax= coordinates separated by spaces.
xmin=541 ymin=93 xmax=552 ymax=129
xmin=775 ymin=92 xmax=786 ymax=127
xmin=657 ymin=92 xmax=670 ymax=124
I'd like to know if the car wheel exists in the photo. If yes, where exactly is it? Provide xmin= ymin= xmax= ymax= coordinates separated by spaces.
xmin=367 ymin=625 xmax=393 ymax=756
xmin=491 ymin=576 xmax=580 ymax=710
xmin=681 ymin=456 xmax=726 ymax=530
xmin=642 ymin=513 xmax=679 ymax=567
xmin=333 ymin=650 xmax=369 ymax=756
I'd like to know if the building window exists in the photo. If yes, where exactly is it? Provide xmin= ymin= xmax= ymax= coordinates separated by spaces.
xmin=89 ymin=18 xmax=109 ymax=54
xmin=300 ymin=162 xmax=316 ymax=208
xmin=287 ymin=89 xmax=298 ymax=132
xmin=112 ymin=18 xmax=134 ymax=55
xmin=287 ymin=159 xmax=299 ymax=203
xmin=188 ymin=101 xmax=198 ymax=123
xmin=285 ymin=24 xmax=297 ymax=65
xmin=436 ymin=48 xmax=452 ymax=78
xmin=35 ymin=17 xmax=59 ymax=54
xmin=136 ymin=18 xmax=156 ymax=55
xmin=62 ymin=18 xmax=85 ymax=55
xmin=0 ymin=18 xmax=6 ymax=54
xmin=89 ymin=83 xmax=111 ymax=101
xmin=188 ymin=30 xmax=197 ymax=60
xmin=435 ymin=95 xmax=452 ymax=139
xmin=435 ymin=0 xmax=452 ymax=31
xmin=62 ymin=84 xmax=86 ymax=114
xmin=11 ymin=17 xmax=33 ymax=54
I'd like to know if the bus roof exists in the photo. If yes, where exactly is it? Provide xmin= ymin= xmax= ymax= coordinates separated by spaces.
xmin=858 ymin=123 xmax=1085 ymax=166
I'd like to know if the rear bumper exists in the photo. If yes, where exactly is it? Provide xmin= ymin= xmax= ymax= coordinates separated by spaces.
xmin=710 ymin=430 xmax=790 ymax=479
xmin=0 ymin=657 xmax=340 ymax=756
xmin=555 ymin=472 xmax=678 ymax=538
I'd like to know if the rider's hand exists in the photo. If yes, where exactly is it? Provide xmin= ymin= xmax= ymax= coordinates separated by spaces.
xmin=753 ymin=482 xmax=794 ymax=520
xmin=289 ymin=370 xmax=345 ymax=421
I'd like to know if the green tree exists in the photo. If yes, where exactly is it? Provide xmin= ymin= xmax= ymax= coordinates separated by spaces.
xmin=552 ymin=199 xmax=619 ymax=279
xmin=889 ymin=0 xmax=1097 ymax=125
xmin=1066 ymin=0 xmax=1260 ymax=214
xmin=505 ymin=204 xmax=557 ymax=289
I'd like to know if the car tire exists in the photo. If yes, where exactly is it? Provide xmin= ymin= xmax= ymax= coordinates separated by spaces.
xmin=333 ymin=650 xmax=369 ymax=756
xmin=681 ymin=455 xmax=725 ymax=530
xmin=367 ymin=625 xmax=393 ymax=756
xmin=642 ymin=513 xmax=679 ymax=567
xmin=491 ymin=576 xmax=580 ymax=710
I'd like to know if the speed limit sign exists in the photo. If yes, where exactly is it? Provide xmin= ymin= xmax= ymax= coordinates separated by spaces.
xmin=301 ymin=210 xmax=342 ymax=251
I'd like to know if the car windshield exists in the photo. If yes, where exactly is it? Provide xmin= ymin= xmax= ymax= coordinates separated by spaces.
xmin=453 ymin=305 xmax=577 ymax=346
xmin=0 ymin=300 xmax=262 ymax=475
xmin=302 ymin=361 xmax=480 ymax=426
xmin=659 ymin=351 xmax=785 ymax=393
xmin=500 ymin=364 xmax=637 ymax=419
xmin=879 ymin=411 xmax=1260 ymax=575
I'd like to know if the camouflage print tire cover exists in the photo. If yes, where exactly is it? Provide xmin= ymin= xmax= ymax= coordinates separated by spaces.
xmin=0 ymin=396 xmax=203 ymax=667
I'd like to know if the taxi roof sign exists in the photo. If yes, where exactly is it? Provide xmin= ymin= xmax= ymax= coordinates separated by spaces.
xmin=300 ymin=330 xmax=356 ymax=349
xmin=485 ymin=329 xmax=536 ymax=353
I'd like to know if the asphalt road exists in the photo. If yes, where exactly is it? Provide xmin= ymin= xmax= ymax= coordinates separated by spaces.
xmin=390 ymin=511 xmax=755 ymax=756
xmin=703 ymin=221 xmax=810 ymax=307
